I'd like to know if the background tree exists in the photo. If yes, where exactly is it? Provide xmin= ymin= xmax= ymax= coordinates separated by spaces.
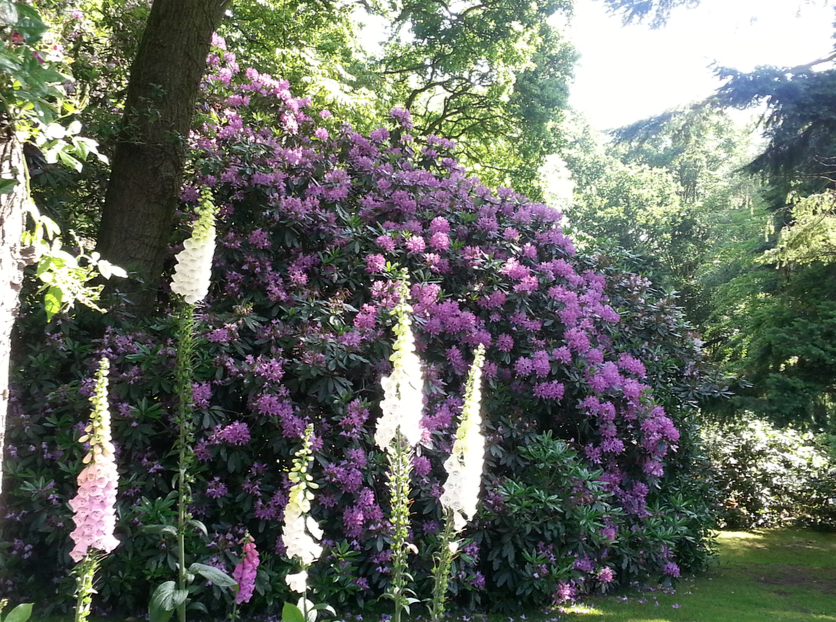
xmin=377 ymin=0 xmax=576 ymax=197
xmin=599 ymin=0 xmax=698 ymax=27
xmin=699 ymin=35 xmax=836 ymax=429
xmin=219 ymin=0 xmax=385 ymax=130
xmin=562 ymin=105 xmax=764 ymax=326
xmin=95 ymin=0 xmax=231 ymax=310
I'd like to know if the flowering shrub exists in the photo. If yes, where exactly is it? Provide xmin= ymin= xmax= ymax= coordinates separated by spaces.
xmin=2 ymin=40 xmax=723 ymax=614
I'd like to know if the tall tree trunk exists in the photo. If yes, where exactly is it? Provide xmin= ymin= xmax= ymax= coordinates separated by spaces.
xmin=0 ymin=131 xmax=33 ymax=496
xmin=96 ymin=0 xmax=229 ymax=311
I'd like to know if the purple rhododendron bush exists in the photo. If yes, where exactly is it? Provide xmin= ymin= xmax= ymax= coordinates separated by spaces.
xmin=2 ymin=40 xmax=722 ymax=615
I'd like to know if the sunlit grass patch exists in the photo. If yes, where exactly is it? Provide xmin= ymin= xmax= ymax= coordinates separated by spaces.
xmin=558 ymin=528 xmax=836 ymax=622
xmin=718 ymin=528 xmax=836 ymax=567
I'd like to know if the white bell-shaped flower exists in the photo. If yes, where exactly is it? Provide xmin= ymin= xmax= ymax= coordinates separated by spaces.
xmin=171 ymin=189 xmax=217 ymax=305
xmin=376 ymin=316 xmax=424 ymax=451
xmin=440 ymin=345 xmax=486 ymax=527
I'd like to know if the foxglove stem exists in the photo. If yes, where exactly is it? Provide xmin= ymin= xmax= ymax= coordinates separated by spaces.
xmin=386 ymin=429 xmax=413 ymax=622
xmin=174 ymin=304 xmax=197 ymax=622
xmin=73 ymin=555 xmax=98 ymax=622
xmin=430 ymin=510 xmax=458 ymax=622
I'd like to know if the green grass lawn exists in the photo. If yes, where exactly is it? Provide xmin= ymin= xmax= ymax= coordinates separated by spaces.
xmin=25 ymin=528 xmax=836 ymax=622
xmin=554 ymin=528 xmax=836 ymax=622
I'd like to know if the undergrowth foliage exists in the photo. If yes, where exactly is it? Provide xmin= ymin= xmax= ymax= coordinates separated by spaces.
xmin=703 ymin=419 xmax=836 ymax=529
xmin=3 ymin=38 xmax=722 ymax=614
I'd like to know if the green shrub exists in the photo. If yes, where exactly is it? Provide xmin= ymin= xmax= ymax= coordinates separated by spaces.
xmin=703 ymin=418 xmax=836 ymax=528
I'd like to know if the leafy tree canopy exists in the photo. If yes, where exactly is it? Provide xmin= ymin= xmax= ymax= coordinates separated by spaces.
xmin=378 ymin=0 xmax=576 ymax=197
xmin=562 ymin=106 xmax=764 ymax=326
xmin=599 ymin=0 xmax=698 ymax=27
xmin=715 ymin=44 xmax=836 ymax=213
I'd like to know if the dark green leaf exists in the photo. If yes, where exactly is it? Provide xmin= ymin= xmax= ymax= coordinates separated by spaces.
xmin=141 ymin=524 xmax=177 ymax=538
xmin=149 ymin=581 xmax=176 ymax=622
xmin=0 ymin=177 xmax=18 ymax=195
xmin=188 ymin=563 xmax=238 ymax=588
xmin=187 ymin=518 xmax=208 ymax=536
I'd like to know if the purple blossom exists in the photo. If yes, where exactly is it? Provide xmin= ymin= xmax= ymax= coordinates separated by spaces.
xmin=215 ymin=422 xmax=251 ymax=446
xmin=429 ymin=217 xmax=450 ymax=234
xmin=365 ymin=254 xmax=386 ymax=273
xmin=531 ymin=350 xmax=551 ymax=377
xmin=192 ymin=382 xmax=212 ymax=409
xmin=389 ymin=107 xmax=413 ymax=130
xmin=555 ymin=581 xmax=576 ymax=604
xmin=405 ymin=236 xmax=425 ymax=253
xmin=429 ymin=231 xmax=450 ymax=251
xmin=206 ymin=477 xmax=228 ymax=499
xmin=496 ymin=334 xmax=514 ymax=352
xmin=376 ymin=234 xmax=396 ymax=251
xmin=413 ymin=455 xmax=431 ymax=477
xmin=533 ymin=381 xmax=564 ymax=400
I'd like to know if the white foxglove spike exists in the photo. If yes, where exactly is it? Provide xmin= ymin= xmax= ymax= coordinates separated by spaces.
xmin=171 ymin=188 xmax=217 ymax=304
xmin=440 ymin=344 xmax=486 ymax=526
xmin=375 ymin=279 xmax=425 ymax=451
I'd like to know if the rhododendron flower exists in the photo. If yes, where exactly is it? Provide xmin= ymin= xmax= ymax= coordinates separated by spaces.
xmin=366 ymin=253 xmax=386 ymax=273
xmin=232 ymin=536 xmax=260 ymax=604
xmin=171 ymin=188 xmax=217 ymax=304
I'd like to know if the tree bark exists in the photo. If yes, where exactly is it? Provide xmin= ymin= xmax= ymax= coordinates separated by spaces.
xmin=96 ymin=0 xmax=230 ymax=311
xmin=0 ymin=131 xmax=32 ymax=496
